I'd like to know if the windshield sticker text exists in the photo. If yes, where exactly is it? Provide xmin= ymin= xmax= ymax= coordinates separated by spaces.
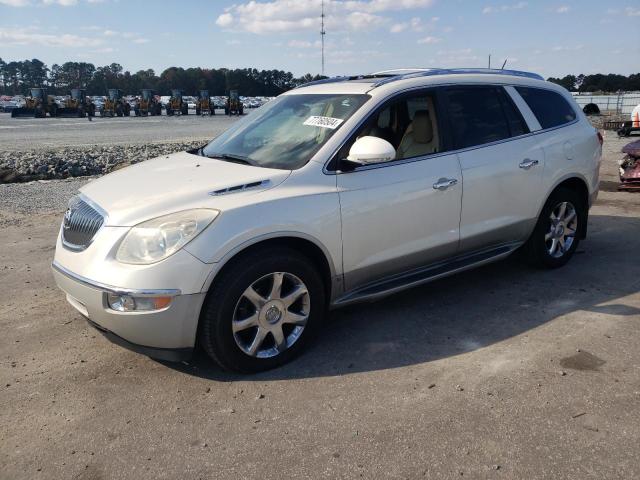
xmin=303 ymin=116 xmax=344 ymax=129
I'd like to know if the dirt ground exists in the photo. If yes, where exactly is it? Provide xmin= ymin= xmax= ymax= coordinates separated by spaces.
xmin=1 ymin=132 xmax=639 ymax=479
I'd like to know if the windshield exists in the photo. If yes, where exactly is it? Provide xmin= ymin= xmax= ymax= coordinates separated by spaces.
xmin=202 ymin=93 xmax=369 ymax=169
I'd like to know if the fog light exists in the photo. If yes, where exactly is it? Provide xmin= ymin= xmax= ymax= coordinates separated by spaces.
xmin=107 ymin=293 xmax=172 ymax=312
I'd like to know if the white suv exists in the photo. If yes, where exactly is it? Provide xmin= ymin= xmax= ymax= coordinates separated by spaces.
xmin=52 ymin=69 xmax=602 ymax=372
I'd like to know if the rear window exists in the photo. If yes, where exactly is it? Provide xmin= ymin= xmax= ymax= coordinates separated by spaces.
xmin=445 ymin=86 xmax=511 ymax=149
xmin=515 ymin=86 xmax=577 ymax=129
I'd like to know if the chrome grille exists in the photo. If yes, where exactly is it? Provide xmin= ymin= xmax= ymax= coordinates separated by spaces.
xmin=62 ymin=197 xmax=105 ymax=250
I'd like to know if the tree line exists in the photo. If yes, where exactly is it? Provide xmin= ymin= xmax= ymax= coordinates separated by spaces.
xmin=0 ymin=58 xmax=327 ymax=96
xmin=547 ymin=73 xmax=640 ymax=93
xmin=3 ymin=58 xmax=638 ymax=96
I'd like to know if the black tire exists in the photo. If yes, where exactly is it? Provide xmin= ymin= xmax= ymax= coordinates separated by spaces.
xmin=521 ymin=187 xmax=586 ymax=269
xmin=195 ymin=107 xmax=201 ymax=116
xmin=199 ymin=247 xmax=326 ymax=373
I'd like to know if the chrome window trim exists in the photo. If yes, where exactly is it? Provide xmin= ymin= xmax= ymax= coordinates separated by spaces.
xmin=61 ymin=193 xmax=109 ymax=252
xmin=322 ymin=82 xmax=581 ymax=175
xmin=52 ymin=261 xmax=181 ymax=297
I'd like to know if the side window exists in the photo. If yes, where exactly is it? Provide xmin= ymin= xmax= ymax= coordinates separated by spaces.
xmin=515 ymin=86 xmax=577 ymax=129
xmin=497 ymin=87 xmax=528 ymax=137
xmin=445 ymin=86 xmax=511 ymax=149
xmin=335 ymin=91 xmax=442 ymax=166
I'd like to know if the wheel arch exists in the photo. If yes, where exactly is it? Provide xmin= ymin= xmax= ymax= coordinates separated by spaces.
xmin=200 ymin=232 xmax=338 ymax=303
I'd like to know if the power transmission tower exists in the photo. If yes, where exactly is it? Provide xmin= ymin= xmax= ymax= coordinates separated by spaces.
xmin=321 ymin=0 xmax=326 ymax=76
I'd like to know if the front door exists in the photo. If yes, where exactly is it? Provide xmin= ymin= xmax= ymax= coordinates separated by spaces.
xmin=335 ymin=89 xmax=463 ymax=291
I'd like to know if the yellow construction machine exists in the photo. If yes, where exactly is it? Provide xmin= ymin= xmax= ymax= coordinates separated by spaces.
xmin=195 ymin=90 xmax=215 ymax=116
xmin=100 ymin=89 xmax=131 ymax=117
xmin=57 ymin=88 xmax=95 ymax=117
xmin=134 ymin=89 xmax=162 ymax=116
xmin=166 ymin=89 xmax=188 ymax=116
xmin=225 ymin=90 xmax=244 ymax=116
xmin=11 ymin=88 xmax=58 ymax=118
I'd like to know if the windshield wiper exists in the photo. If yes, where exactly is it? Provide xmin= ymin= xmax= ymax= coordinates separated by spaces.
xmin=207 ymin=153 xmax=258 ymax=167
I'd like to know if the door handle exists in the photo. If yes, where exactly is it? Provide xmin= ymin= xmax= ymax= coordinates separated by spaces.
xmin=433 ymin=178 xmax=458 ymax=190
xmin=519 ymin=159 xmax=539 ymax=169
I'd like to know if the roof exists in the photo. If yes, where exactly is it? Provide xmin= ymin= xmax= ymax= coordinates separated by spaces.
xmin=289 ymin=68 xmax=546 ymax=96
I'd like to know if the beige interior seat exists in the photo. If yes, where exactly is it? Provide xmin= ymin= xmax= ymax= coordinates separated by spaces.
xmin=396 ymin=104 xmax=439 ymax=160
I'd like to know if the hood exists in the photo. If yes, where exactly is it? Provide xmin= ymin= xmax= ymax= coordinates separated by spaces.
xmin=80 ymin=151 xmax=291 ymax=226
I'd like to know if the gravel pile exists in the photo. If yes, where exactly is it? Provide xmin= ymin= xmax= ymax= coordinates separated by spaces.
xmin=0 ymin=139 xmax=208 ymax=184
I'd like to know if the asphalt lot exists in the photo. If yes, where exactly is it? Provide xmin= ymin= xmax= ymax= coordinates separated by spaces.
xmin=0 ymin=111 xmax=240 ymax=151
xmin=1 ymin=133 xmax=639 ymax=479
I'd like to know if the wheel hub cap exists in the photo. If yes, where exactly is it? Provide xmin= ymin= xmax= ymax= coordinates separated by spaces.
xmin=264 ymin=303 xmax=283 ymax=325
xmin=231 ymin=272 xmax=311 ymax=359
xmin=545 ymin=201 xmax=578 ymax=258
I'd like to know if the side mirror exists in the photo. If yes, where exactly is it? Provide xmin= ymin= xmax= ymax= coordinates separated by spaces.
xmin=347 ymin=136 xmax=396 ymax=166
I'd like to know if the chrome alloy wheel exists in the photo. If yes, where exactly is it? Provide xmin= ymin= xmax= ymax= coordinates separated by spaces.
xmin=232 ymin=272 xmax=310 ymax=358
xmin=545 ymin=201 xmax=578 ymax=258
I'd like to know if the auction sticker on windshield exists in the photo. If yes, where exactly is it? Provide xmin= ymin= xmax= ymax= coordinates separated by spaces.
xmin=303 ymin=116 xmax=344 ymax=129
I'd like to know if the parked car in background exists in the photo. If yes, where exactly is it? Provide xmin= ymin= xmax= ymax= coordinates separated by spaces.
xmin=0 ymin=100 xmax=19 ymax=113
xmin=52 ymin=68 xmax=601 ymax=372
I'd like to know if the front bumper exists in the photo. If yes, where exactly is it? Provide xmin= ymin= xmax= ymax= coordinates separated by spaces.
xmin=52 ymin=261 xmax=206 ymax=360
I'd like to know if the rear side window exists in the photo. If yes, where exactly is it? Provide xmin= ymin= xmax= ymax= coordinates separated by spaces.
xmin=444 ymin=86 xmax=511 ymax=149
xmin=515 ymin=86 xmax=577 ymax=129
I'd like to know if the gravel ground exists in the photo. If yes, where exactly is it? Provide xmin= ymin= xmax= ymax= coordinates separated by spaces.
xmin=0 ymin=177 xmax=89 ymax=214
xmin=1 ymin=133 xmax=639 ymax=480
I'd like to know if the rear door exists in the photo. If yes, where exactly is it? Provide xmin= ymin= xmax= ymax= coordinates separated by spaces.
xmin=442 ymin=85 xmax=545 ymax=253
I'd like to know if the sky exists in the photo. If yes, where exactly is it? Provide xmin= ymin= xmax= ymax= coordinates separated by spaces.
xmin=1 ymin=0 xmax=639 ymax=79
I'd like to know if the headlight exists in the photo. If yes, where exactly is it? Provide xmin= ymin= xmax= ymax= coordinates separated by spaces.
xmin=116 ymin=209 xmax=219 ymax=264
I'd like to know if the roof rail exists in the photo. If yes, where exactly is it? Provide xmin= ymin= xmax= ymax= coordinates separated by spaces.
xmin=295 ymin=68 xmax=545 ymax=90
xmin=372 ymin=68 xmax=545 ymax=87
xmin=295 ymin=76 xmax=350 ymax=89
xmin=295 ymin=73 xmax=402 ymax=89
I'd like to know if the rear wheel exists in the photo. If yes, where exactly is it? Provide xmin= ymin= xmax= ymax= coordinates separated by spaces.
xmin=199 ymin=248 xmax=325 ymax=373
xmin=522 ymin=187 xmax=585 ymax=268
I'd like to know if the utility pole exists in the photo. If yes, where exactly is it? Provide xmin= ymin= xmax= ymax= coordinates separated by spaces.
xmin=488 ymin=54 xmax=491 ymax=69
xmin=321 ymin=0 xmax=326 ymax=76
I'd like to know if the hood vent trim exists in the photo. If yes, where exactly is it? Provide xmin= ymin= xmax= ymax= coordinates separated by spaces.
xmin=209 ymin=179 xmax=271 ymax=196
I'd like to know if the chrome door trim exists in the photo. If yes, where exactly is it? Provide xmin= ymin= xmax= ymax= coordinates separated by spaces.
xmin=331 ymin=241 xmax=522 ymax=308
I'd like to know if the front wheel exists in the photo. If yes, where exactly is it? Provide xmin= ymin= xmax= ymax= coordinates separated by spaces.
xmin=199 ymin=248 xmax=325 ymax=373
xmin=521 ymin=187 xmax=586 ymax=268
